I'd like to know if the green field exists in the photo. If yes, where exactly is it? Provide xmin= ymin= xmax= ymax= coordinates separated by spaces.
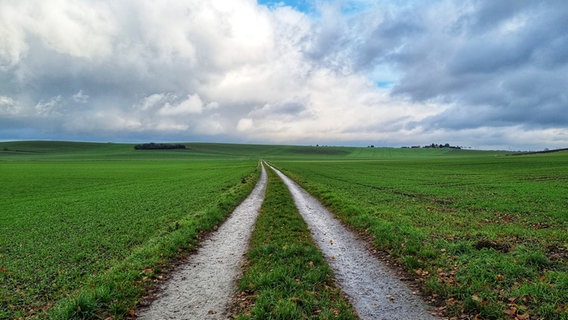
xmin=1 ymin=141 xmax=566 ymax=319
xmin=270 ymin=151 xmax=568 ymax=319
xmin=0 ymin=141 xmax=260 ymax=319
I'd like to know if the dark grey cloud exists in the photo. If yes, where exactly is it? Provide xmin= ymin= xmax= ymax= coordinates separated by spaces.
xmin=289 ymin=0 xmax=567 ymax=149
xmin=381 ymin=0 xmax=568 ymax=132
xmin=298 ymin=1 xmax=567 ymax=133
xmin=355 ymin=8 xmax=425 ymax=69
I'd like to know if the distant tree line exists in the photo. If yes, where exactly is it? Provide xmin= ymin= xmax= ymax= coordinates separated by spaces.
xmin=134 ymin=143 xmax=187 ymax=150
xmin=423 ymin=143 xmax=461 ymax=149
xmin=509 ymin=147 xmax=568 ymax=155
xmin=401 ymin=143 xmax=462 ymax=149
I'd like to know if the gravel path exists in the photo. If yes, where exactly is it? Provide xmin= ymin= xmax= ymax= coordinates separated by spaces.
xmin=138 ymin=163 xmax=438 ymax=319
xmin=268 ymin=163 xmax=439 ymax=320
xmin=137 ymin=164 xmax=267 ymax=320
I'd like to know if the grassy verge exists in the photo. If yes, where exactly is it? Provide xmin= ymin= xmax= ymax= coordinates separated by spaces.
xmin=272 ymin=152 xmax=568 ymax=319
xmin=49 ymin=166 xmax=259 ymax=320
xmin=231 ymin=167 xmax=357 ymax=319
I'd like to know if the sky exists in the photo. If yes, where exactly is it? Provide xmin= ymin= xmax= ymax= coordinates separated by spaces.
xmin=1 ymin=0 xmax=567 ymax=150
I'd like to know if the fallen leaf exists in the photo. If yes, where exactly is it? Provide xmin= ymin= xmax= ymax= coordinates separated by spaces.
xmin=503 ymin=306 xmax=517 ymax=315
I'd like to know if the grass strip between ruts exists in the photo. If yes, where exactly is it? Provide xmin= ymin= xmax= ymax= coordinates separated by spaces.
xmin=231 ymin=166 xmax=358 ymax=319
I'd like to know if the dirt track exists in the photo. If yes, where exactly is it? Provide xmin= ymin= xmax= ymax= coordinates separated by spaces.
xmin=268 ymin=163 xmax=438 ymax=320
xmin=137 ymin=162 xmax=438 ymax=319
xmin=137 ymin=165 xmax=267 ymax=319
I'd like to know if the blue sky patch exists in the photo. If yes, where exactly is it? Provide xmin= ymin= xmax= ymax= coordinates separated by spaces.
xmin=376 ymin=81 xmax=395 ymax=89
xmin=258 ymin=0 xmax=315 ymax=13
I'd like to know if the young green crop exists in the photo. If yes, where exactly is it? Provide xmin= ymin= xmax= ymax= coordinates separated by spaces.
xmin=232 ymin=167 xmax=357 ymax=319
xmin=1 ymin=149 xmax=258 ymax=319
xmin=3 ymin=141 xmax=565 ymax=319
xmin=271 ymin=152 xmax=568 ymax=319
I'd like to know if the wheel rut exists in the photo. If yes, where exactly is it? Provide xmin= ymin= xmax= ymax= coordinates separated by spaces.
xmin=137 ymin=162 xmax=438 ymax=319
xmin=137 ymin=164 xmax=267 ymax=319
xmin=267 ymin=163 xmax=438 ymax=320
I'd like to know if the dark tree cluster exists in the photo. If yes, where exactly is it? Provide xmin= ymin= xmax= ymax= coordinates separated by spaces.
xmin=134 ymin=143 xmax=187 ymax=150
xmin=401 ymin=143 xmax=462 ymax=149
xmin=423 ymin=143 xmax=461 ymax=149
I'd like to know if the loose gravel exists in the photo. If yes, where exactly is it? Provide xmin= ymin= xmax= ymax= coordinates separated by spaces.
xmin=138 ymin=163 xmax=438 ymax=320
xmin=137 ymin=165 xmax=267 ymax=320
xmin=268 ymin=163 xmax=438 ymax=320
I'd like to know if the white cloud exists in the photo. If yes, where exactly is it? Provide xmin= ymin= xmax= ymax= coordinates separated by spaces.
xmin=0 ymin=96 xmax=19 ymax=115
xmin=194 ymin=114 xmax=227 ymax=135
xmin=34 ymin=1 xmax=114 ymax=60
xmin=204 ymin=101 xmax=220 ymax=110
xmin=152 ymin=120 xmax=189 ymax=132
xmin=35 ymin=96 xmax=63 ymax=116
xmin=137 ymin=94 xmax=166 ymax=111
xmin=72 ymin=90 xmax=89 ymax=103
xmin=237 ymin=118 xmax=254 ymax=132
xmin=0 ymin=1 xmax=113 ymax=67
xmin=158 ymin=94 xmax=203 ymax=116
xmin=64 ymin=110 xmax=142 ymax=132
xmin=0 ymin=4 xmax=28 ymax=69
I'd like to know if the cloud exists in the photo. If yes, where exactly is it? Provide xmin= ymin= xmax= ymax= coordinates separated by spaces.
xmin=0 ymin=95 xmax=19 ymax=115
xmin=0 ymin=1 xmax=114 ymax=69
xmin=237 ymin=118 xmax=254 ymax=132
xmin=250 ymin=98 xmax=309 ymax=119
xmin=385 ymin=1 xmax=568 ymax=129
xmin=299 ymin=0 xmax=567 ymax=149
xmin=72 ymin=90 xmax=89 ymax=103
xmin=158 ymin=94 xmax=204 ymax=116
xmin=0 ymin=0 xmax=566 ymax=149
xmin=35 ymin=96 xmax=63 ymax=116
